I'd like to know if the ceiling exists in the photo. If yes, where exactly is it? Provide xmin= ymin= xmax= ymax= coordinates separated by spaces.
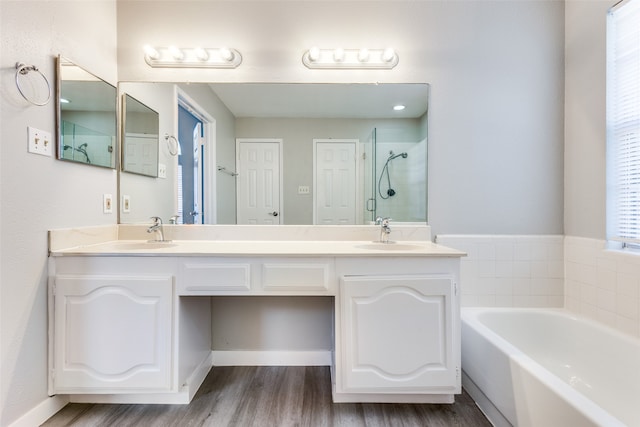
xmin=208 ymin=83 xmax=429 ymax=119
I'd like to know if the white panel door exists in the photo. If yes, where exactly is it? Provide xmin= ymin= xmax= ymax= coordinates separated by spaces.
xmin=123 ymin=133 xmax=158 ymax=176
xmin=340 ymin=275 xmax=457 ymax=392
xmin=314 ymin=140 xmax=357 ymax=224
xmin=52 ymin=275 xmax=173 ymax=393
xmin=236 ymin=139 xmax=282 ymax=224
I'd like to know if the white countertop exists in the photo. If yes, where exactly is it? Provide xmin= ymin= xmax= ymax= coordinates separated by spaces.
xmin=50 ymin=239 xmax=466 ymax=257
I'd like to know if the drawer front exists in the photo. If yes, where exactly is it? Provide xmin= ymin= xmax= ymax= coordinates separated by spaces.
xmin=179 ymin=262 xmax=251 ymax=293
xmin=262 ymin=262 xmax=331 ymax=291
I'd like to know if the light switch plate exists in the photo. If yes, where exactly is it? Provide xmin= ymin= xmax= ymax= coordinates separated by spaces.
xmin=27 ymin=126 xmax=52 ymax=156
xmin=103 ymin=193 xmax=113 ymax=214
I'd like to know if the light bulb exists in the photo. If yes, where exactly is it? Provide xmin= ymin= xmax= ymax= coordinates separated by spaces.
xmin=219 ymin=47 xmax=234 ymax=62
xmin=382 ymin=47 xmax=396 ymax=62
xmin=333 ymin=48 xmax=345 ymax=62
xmin=169 ymin=45 xmax=184 ymax=60
xmin=308 ymin=47 xmax=320 ymax=62
xmin=143 ymin=45 xmax=160 ymax=60
xmin=393 ymin=104 xmax=406 ymax=111
xmin=195 ymin=47 xmax=209 ymax=61
xmin=358 ymin=48 xmax=370 ymax=62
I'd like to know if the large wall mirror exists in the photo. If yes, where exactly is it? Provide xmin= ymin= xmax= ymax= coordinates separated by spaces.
xmin=117 ymin=82 xmax=429 ymax=226
xmin=56 ymin=56 xmax=116 ymax=168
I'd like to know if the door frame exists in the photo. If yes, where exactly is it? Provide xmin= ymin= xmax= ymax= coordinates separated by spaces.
xmin=312 ymin=138 xmax=361 ymax=225
xmin=235 ymin=138 xmax=284 ymax=224
xmin=174 ymin=87 xmax=217 ymax=224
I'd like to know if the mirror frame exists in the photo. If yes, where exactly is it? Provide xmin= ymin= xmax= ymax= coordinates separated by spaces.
xmin=55 ymin=55 xmax=117 ymax=169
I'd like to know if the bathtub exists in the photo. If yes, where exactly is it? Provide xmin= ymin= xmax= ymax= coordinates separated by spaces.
xmin=461 ymin=308 xmax=640 ymax=427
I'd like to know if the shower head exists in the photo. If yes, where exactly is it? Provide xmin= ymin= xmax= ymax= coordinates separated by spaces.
xmin=388 ymin=151 xmax=408 ymax=160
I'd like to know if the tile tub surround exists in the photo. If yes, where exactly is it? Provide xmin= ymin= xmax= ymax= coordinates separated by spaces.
xmin=565 ymin=236 xmax=640 ymax=339
xmin=435 ymin=235 xmax=564 ymax=308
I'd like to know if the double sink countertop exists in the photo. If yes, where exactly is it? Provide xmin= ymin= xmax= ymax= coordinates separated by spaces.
xmin=48 ymin=224 xmax=465 ymax=258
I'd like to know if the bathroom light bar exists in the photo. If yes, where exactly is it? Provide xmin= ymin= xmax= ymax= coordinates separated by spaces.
xmin=143 ymin=46 xmax=242 ymax=68
xmin=302 ymin=47 xmax=398 ymax=69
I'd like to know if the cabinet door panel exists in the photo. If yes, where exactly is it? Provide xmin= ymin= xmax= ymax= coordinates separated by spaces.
xmin=53 ymin=275 xmax=173 ymax=392
xmin=341 ymin=275 xmax=456 ymax=392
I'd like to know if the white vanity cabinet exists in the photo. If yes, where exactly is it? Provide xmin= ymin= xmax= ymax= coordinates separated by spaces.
xmin=333 ymin=257 xmax=461 ymax=403
xmin=48 ymin=232 xmax=463 ymax=405
xmin=50 ymin=274 xmax=173 ymax=393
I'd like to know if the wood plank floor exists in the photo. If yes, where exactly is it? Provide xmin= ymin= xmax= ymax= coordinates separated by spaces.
xmin=42 ymin=366 xmax=491 ymax=427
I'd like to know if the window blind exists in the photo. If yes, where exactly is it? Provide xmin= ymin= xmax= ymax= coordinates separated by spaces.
xmin=607 ymin=0 xmax=640 ymax=246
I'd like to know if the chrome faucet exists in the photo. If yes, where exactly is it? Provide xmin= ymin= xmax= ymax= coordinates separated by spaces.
xmin=169 ymin=215 xmax=180 ymax=225
xmin=147 ymin=216 xmax=165 ymax=242
xmin=375 ymin=216 xmax=392 ymax=243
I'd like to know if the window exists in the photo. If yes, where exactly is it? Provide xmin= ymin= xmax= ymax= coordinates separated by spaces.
xmin=607 ymin=0 xmax=640 ymax=248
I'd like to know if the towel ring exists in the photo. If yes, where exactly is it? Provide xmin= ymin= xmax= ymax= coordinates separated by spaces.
xmin=15 ymin=62 xmax=51 ymax=106
xmin=164 ymin=134 xmax=180 ymax=156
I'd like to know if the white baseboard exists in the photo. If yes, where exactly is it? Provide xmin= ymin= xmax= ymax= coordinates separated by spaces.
xmin=7 ymin=395 xmax=69 ymax=427
xmin=212 ymin=350 xmax=332 ymax=366
xmin=70 ymin=353 xmax=214 ymax=405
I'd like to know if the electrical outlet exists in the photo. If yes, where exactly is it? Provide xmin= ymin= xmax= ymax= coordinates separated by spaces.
xmin=103 ymin=193 xmax=113 ymax=214
xmin=158 ymin=163 xmax=167 ymax=178
xmin=27 ymin=126 xmax=52 ymax=156
xmin=298 ymin=185 xmax=310 ymax=194
xmin=122 ymin=195 xmax=131 ymax=213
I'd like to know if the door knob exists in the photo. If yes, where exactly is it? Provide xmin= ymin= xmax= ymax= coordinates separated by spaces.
xmin=268 ymin=211 xmax=279 ymax=217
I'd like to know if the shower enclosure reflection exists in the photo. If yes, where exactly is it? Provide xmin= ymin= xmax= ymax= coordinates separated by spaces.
xmin=363 ymin=128 xmax=427 ymax=223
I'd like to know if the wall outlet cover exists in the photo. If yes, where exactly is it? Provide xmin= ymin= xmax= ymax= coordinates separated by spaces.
xmin=103 ymin=193 xmax=113 ymax=214
xmin=158 ymin=163 xmax=167 ymax=179
xmin=27 ymin=126 xmax=53 ymax=157
xmin=122 ymin=195 xmax=131 ymax=213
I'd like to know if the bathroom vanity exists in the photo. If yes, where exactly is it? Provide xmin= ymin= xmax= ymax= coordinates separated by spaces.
xmin=47 ymin=225 xmax=464 ymax=404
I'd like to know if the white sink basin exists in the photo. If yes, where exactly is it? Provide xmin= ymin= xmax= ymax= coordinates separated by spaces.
xmin=355 ymin=242 xmax=423 ymax=251
xmin=110 ymin=241 xmax=178 ymax=250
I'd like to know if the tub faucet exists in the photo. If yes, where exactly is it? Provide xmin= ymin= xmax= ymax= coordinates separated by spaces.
xmin=375 ymin=216 xmax=392 ymax=243
xmin=147 ymin=216 xmax=165 ymax=242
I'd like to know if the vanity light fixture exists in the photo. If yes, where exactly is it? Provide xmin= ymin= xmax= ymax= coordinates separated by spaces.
xmin=302 ymin=47 xmax=398 ymax=69
xmin=143 ymin=46 xmax=242 ymax=68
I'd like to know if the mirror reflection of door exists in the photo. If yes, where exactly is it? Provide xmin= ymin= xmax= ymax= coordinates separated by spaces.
xmin=236 ymin=138 xmax=282 ymax=224
xmin=313 ymin=139 xmax=358 ymax=225
xmin=178 ymin=105 xmax=204 ymax=224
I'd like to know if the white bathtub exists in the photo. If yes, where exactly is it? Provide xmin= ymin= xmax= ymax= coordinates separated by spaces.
xmin=461 ymin=308 xmax=640 ymax=427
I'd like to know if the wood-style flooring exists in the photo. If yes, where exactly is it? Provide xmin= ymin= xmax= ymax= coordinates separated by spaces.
xmin=42 ymin=366 xmax=491 ymax=427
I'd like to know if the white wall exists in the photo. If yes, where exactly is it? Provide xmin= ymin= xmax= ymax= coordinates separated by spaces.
xmin=117 ymin=0 xmax=566 ymax=236
xmin=0 ymin=1 xmax=118 ymax=425
xmin=564 ymin=1 xmax=610 ymax=240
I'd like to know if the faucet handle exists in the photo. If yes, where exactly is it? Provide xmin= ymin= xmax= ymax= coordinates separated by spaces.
xmin=169 ymin=215 xmax=180 ymax=224
xmin=150 ymin=216 xmax=162 ymax=225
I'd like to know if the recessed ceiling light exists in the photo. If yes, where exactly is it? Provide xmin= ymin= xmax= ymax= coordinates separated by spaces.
xmin=393 ymin=104 xmax=406 ymax=111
